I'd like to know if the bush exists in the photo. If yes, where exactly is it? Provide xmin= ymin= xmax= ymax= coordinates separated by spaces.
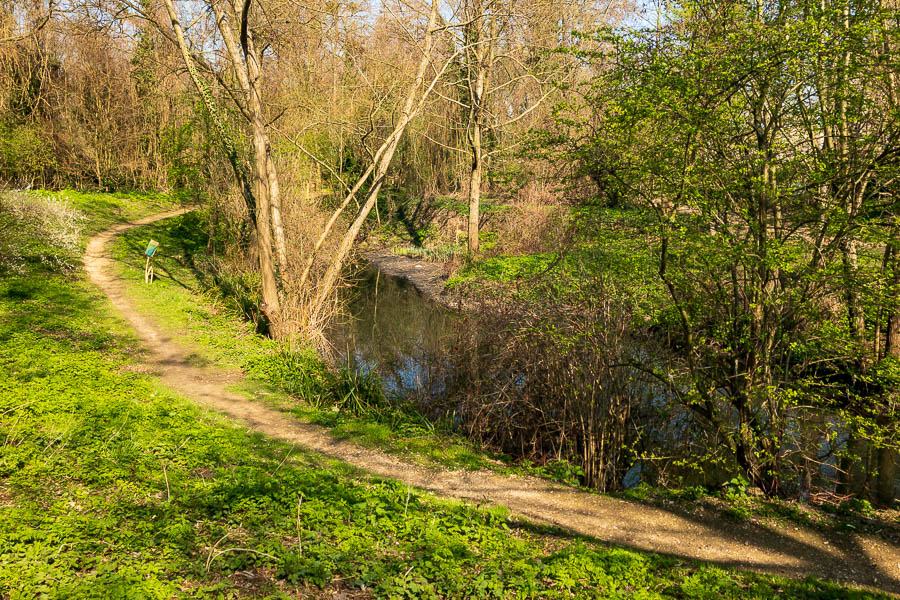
xmin=0 ymin=191 xmax=85 ymax=274
xmin=0 ymin=123 xmax=55 ymax=186
xmin=430 ymin=286 xmax=660 ymax=492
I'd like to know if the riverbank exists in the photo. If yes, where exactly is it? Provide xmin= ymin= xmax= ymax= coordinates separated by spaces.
xmin=366 ymin=249 xmax=465 ymax=309
xmin=102 ymin=205 xmax=900 ymax=595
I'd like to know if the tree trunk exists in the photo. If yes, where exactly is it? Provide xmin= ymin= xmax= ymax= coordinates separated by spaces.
xmin=875 ymin=446 xmax=897 ymax=505
xmin=210 ymin=0 xmax=281 ymax=322
xmin=164 ymin=0 xmax=281 ymax=325
xmin=467 ymin=122 xmax=482 ymax=254
xmin=463 ymin=0 xmax=495 ymax=256
xmin=839 ymin=433 xmax=870 ymax=497
xmin=266 ymin=150 xmax=288 ymax=268
xmin=887 ymin=233 xmax=900 ymax=357
xmin=251 ymin=133 xmax=281 ymax=322
xmin=879 ymin=254 xmax=900 ymax=504
xmin=886 ymin=309 xmax=900 ymax=357
xmin=245 ymin=25 xmax=287 ymax=269
xmin=842 ymin=239 xmax=866 ymax=342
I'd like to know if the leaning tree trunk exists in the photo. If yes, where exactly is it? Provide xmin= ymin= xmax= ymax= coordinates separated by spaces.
xmin=308 ymin=0 xmax=440 ymax=320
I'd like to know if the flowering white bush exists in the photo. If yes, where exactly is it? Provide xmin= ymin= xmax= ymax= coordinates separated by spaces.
xmin=0 ymin=191 xmax=86 ymax=273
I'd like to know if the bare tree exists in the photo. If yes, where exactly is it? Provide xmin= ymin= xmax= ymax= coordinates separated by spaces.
xmin=160 ymin=0 xmax=282 ymax=324
xmin=306 ymin=0 xmax=448 ymax=321
xmin=454 ymin=0 xmax=606 ymax=254
xmin=460 ymin=0 xmax=497 ymax=254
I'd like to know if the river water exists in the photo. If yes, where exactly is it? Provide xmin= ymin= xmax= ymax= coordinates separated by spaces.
xmin=326 ymin=265 xmax=457 ymax=396
xmin=324 ymin=263 xmax=884 ymax=495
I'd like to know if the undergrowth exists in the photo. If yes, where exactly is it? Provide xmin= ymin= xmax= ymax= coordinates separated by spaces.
xmin=110 ymin=209 xmax=900 ymax=530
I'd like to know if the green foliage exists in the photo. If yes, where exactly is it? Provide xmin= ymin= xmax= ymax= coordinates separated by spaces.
xmin=518 ymin=459 xmax=586 ymax=487
xmin=447 ymin=253 xmax=558 ymax=286
xmin=0 ymin=122 xmax=55 ymax=185
xmin=51 ymin=189 xmax=177 ymax=238
xmin=245 ymin=347 xmax=332 ymax=400
xmin=161 ymin=119 xmax=207 ymax=204
xmin=430 ymin=195 xmax=511 ymax=218
xmin=446 ymin=207 xmax=664 ymax=314
xmin=720 ymin=477 xmax=750 ymax=502
xmin=834 ymin=499 xmax=877 ymax=519
xmin=536 ymin=0 xmax=900 ymax=498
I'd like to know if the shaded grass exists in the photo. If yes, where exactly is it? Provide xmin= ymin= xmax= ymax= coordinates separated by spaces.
xmin=620 ymin=482 xmax=899 ymax=536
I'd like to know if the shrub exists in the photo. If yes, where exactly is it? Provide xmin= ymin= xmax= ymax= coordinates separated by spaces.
xmin=0 ymin=123 xmax=55 ymax=186
xmin=0 ymin=191 xmax=85 ymax=274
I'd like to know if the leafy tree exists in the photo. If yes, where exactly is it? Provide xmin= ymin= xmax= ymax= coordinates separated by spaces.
xmin=551 ymin=0 xmax=900 ymax=499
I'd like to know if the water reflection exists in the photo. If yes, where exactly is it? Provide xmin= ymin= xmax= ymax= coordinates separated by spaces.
xmin=326 ymin=265 xmax=457 ymax=395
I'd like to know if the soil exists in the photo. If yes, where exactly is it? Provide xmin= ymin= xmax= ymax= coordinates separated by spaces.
xmin=85 ymin=211 xmax=900 ymax=596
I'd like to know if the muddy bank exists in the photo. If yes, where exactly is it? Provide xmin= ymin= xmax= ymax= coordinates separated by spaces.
xmin=366 ymin=250 xmax=465 ymax=310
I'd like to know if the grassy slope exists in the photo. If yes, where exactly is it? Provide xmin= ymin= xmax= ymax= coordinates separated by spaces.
xmin=0 ymin=192 xmax=890 ymax=599
xmin=53 ymin=188 xmax=178 ymax=237
xmin=110 ymin=211 xmax=900 ymax=528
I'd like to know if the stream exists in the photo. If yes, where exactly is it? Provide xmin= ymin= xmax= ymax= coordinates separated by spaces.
xmin=326 ymin=265 xmax=457 ymax=396
xmin=323 ymin=263 xmax=866 ymax=494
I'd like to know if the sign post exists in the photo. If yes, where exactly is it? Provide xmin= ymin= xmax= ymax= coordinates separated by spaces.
xmin=144 ymin=240 xmax=159 ymax=284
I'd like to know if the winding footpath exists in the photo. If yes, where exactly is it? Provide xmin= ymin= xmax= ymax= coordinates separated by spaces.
xmin=84 ymin=210 xmax=900 ymax=596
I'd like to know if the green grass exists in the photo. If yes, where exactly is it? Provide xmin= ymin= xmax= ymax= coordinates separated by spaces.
xmin=109 ymin=210 xmax=900 ymax=527
xmin=391 ymin=244 xmax=463 ymax=261
xmin=1 ymin=196 xmax=891 ymax=599
xmin=620 ymin=482 xmax=897 ymax=535
xmin=108 ymin=213 xmax=613 ymax=482
xmin=34 ymin=188 xmax=179 ymax=239
xmin=445 ymin=207 xmax=665 ymax=317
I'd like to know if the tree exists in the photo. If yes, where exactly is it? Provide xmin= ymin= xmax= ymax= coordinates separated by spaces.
xmin=158 ymin=0 xmax=282 ymax=325
xmin=454 ymin=0 xmax=603 ymax=254
xmin=553 ymin=0 xmax=900 ymax=498
xmin=305 ymin=0 xmax=450 ymax=323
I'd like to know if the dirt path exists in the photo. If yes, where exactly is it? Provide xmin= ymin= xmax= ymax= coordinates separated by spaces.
xmin=85 ymin=211 xmax=900 ymax=596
